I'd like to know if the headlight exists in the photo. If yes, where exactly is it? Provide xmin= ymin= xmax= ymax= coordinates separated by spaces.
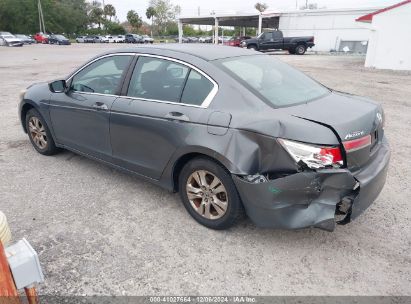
xmin=278 ymin=138 xmax=343 ymax=169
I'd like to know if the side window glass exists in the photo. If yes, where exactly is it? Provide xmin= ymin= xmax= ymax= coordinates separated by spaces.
xmin=265 ymin=32 xmax=273 ymax=40
xmin=181 ymin=70 xmax=213 ymax=106
xmin=273 ymin=31 xmax=281 ymax=40
xmin=127 ymin=56 xmax=189 ymax=102
xmin=71 ymin=55 xmax=132 ymax=95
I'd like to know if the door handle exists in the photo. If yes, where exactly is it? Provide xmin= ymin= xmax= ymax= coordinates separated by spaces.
xmin=165 ymin=111 xmax=190 ymax=122
xmin=92 ymin=102 xmax=108 ymax=111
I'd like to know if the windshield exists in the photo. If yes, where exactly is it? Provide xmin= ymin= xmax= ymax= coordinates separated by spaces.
xmin=3 ymin=35 xmax=15 ymax=39
xmin=215 ymin=55 xmax=330 ymax=107
xmin=55 ymin=35 xmax=65 ymax=39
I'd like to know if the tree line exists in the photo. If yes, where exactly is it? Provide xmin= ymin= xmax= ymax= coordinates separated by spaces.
xmin=0 ymin=0 xmax=182 ymax=36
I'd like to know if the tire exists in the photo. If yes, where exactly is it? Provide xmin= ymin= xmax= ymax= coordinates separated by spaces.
xmin=247 ymin=45 xmax=258 ymax=51
xmin=178 ymin=157 xmax=244 ymax=230
xmin=295 ymin=44 xmax=306 ymax=55
xmin=25 ymin=109 xmax=59 ymax=156
xmin=288 ymin=48 xmax=295 ymax=54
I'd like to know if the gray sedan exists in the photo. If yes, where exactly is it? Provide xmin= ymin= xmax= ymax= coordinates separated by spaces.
xmin=18 ymin=45 xmax=390 ymax=231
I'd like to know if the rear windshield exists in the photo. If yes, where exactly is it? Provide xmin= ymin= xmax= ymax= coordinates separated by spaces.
xmin=214 ymin=55 xmax=330 ymax=107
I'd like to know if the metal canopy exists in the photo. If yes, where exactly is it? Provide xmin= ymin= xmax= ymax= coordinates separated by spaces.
xmin=177 ymin=13 xmax=280 ymax=44
xmin=179 ymin=13 xmax=279 ymax=27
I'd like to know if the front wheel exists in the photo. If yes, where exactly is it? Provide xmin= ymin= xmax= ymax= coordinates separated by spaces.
xmin=179 ymin=158 xmax=244 ymax=230
xmin=295 ymin=44 xmax=307 ymax=55
xmin=247 ymin=45 xmax=258 ymax=51
xmin=26 ymin=109 xmax=59 ymax=156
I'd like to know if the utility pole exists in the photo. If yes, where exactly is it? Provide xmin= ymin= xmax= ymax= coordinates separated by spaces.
xmin=198 ymin=6 xmax=201 ymax=31
xmin=38 ymin=0 xmax=46 ymax=33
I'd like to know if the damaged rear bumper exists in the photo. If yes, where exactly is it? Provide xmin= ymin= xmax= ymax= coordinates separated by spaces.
xmin=233 ymin=138 xmax=390 ymax=231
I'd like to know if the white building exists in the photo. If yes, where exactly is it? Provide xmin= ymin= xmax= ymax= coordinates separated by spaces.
xmin=279 ymin=8 xmax=379 ymax=52
xmin=356 ymin=0 xmax=411 ymax=70
xmin=179 ymin=7 xmax=380 ymax=53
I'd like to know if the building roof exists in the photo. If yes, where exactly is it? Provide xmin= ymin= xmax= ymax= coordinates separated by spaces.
xmin=179 ymin=12 xmax=279 ymax=27
xmin=116 ymin=44 xmax=259 ymax=61
xmin=356 ymin=0 xmax=411 ymax=23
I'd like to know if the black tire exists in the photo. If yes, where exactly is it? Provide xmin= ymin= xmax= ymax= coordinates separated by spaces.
xmin=288 ymin=48 xmax=295 ymax=54
xmin=25 ymin=108 xmax=59 ymax=156
xmin=247 ymin=45 xmax=258 ymax=51
xmin=179 ymin=157 xmax=244 ymax=230
xmin=295 ymin=44 xmax=306 ymax=55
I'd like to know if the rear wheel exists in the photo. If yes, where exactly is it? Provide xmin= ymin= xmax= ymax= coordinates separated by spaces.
xmin=295 ymin=44 xmax=307 ymax=55
xmin=179 ymin=157 xmax=244 ymax=230
xmin=25 ymin=109 xmax=59 ymax=156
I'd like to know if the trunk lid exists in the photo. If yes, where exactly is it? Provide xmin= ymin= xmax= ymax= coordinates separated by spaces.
xmin=280 ymin=91 xmax=384 ymax=170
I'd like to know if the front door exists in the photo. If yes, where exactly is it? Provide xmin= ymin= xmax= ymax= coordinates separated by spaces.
xmin=259 ymin=32 xmax=275 ymax=50
xmin=49 ymin=54 xmax=133 ymax=160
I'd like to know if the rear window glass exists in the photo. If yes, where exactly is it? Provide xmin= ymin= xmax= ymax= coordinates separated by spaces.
xmin=215 ymin=55 xmax=330 ymax=107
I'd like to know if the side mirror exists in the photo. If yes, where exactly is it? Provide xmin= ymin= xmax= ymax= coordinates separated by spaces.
xmin=49 ymin=80 xmax=67 ymax=93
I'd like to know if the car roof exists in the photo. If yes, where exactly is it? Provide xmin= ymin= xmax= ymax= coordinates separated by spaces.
xmin=114 ymin=44 xmax=259 ymax=61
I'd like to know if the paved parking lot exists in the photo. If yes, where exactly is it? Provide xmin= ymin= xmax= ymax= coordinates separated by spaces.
xmin=0 ymin=44 xmax=410 ymax=296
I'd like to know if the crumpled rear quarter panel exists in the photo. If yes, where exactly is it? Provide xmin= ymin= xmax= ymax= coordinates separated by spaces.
xmin=233 ymin=170 xmax=358 ymax=231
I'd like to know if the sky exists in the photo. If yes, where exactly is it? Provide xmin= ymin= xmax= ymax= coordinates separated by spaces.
xmin=104 ymin=0 xmax=401 ymax=22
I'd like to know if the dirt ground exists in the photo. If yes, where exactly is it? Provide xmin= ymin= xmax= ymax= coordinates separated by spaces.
xmin=0 ymin=44 xmax=410 ymax=296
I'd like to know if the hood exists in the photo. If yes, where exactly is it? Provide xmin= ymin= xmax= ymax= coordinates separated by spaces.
xmin=244 ymin=38 xmax=257 ymax=44
xmin=278 ymin=91 xmax=382 ymax=142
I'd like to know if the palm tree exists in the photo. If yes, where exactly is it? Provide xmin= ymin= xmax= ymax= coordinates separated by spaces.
xmin=104 ymin=4 xmax=116 ymax=21
xmin=146 ymin=6 xmax=157 ymax=37
xmin=90 ymin=7 xmax=104 ymax=28
xmin=254 ymin=2 xmax=268 ymax=13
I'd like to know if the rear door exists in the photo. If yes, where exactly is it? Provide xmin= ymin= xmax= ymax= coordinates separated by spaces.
xmin=49 ymin=54 xmax=134 ymax=160
xmin=110 ymin=55 xmax=217 ymax=179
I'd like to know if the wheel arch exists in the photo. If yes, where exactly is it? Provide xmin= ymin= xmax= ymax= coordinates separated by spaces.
xmin=20 ymin=102 xmax=37 ymax=133
xmin=169 ymin=150 xmax=239 ymax=193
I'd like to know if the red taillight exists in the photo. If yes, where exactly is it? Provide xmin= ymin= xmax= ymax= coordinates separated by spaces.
xmin=343 ymin=135 xmax=371 ymax=152
xmin=319 ymin=146 xmax=343 ymax=164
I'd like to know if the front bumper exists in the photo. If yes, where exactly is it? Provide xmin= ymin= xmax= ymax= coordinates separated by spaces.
xmin=233 ymin=138 xmax=390 ymax=231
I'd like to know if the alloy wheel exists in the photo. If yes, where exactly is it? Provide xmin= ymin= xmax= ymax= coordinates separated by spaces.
xmin=186 ymin=170 xmax=228 ymax=220
xmin=28 ymin=116 xmax=48 ymax=149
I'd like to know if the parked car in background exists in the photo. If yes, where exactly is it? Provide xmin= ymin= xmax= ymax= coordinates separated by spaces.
xmin=142 ymin=35 xmax=154 ymax=44
xmin=125 ymin=34 xmax=143 ymax=44
xmin=84 ymin=36 xmax=95 ymax=43
xmin=15 ymin=34 xmax=35 ymax=44
xmin=199 ymin=36 xmax=212 ymax=43
xmin=33 ymin=32 xmax=49 ymax=44
xmin=218 ymin=36 xmax=231 ymax=44
xmin=0 ymin=32 xmax=23 ymax=47
xmin=174 ymin=36 xmax=190 ymax=43
xmin=19 ymin=45 xmax=390 ymax=231
xmin=97 ymin=35 xmax=109 ymax=43
xmin=76 ymin=36 xmax=86 ymax=43
xmin=106 ymin=35 xmax=116 ymax=43
xmin=241 ymin=30 xmax=315 ymax=55
xmin=114 ymin=35 xmax=125 ymax=43
xmin=48 ymin=34 xmax=71 ymax=45
xmin=224 ymin=36 xmax=252 ymax=47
